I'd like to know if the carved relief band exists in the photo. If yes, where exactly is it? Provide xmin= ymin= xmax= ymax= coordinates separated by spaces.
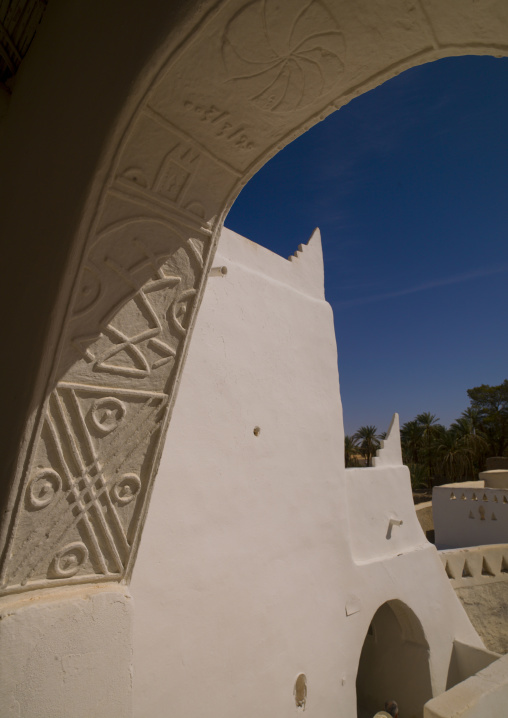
xmin=222 ymin=0 xmax=345 ymax=113
xmin=1 ymin=0 xmax=456 ymax=597
xmin=1 ymin=220 xmax=212 ymax=592
xmin=0 ymin=93 xmax=229 ymax=593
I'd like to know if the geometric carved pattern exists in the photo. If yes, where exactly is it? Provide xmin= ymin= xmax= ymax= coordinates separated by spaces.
xmin=1 ymin=0 xmax=354 ymax=597
xmin=4 ymin=0 xmax=508 ymax=605
xmin=74 ymin=270 xmax=182 ymax=379
xmin=4 ymin=383 xmax=167 ymax=589
xmin=222 ymin=0 xmax=345 ymax=113
xmin=1 ymin=231 xmax=210 ymax=594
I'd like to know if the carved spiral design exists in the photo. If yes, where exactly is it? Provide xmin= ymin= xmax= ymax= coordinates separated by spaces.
xmin=28 ymin=469 xmax=61 ymax=509
xmin=222 ymin=0 xmax=345 ymax=112
xmin=91 ymin=397 xmax=126 ymax=435
xmin=49 ymin=542 xmax=89 ymax=579
xmin=112 ymin=473 xmax=141 ymax=506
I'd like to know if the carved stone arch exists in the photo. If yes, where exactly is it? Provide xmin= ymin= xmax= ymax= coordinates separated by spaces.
xmin=2 ymin=0 xmax=508 ymax=595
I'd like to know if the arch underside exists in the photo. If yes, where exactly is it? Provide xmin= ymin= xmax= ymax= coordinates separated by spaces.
xmin=2 ymin=0 xmax=508 ymax=595
xmin=356 ymin=599 xmax=432 ymax=718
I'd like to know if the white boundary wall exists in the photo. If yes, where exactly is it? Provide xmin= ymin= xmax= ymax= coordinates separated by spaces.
xmin=425 ymin=652 xmax=508 ymax=718
xmin=434 ymin=482 xmax=508 ymax=549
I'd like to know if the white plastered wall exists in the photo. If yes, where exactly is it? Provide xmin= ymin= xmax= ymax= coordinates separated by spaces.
xmin=131 ymin=228 xmax=484 ymax=718
xmin=424 ymin=652 xmax=508 ymax=718
xmin=434 ymin=483 xmax=508 ymax=549
xmin=0 ymin=584 xmax=133 ymax=718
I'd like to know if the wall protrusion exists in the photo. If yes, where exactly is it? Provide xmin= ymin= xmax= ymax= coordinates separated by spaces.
xmin=210 ymin=265 xmax=228 ymax=277
xmin=287 ymin=227 xmax=325 ymax=300
xmin=372 ymin=413 xmax=403 ymax=467
xmin=345 ymin=594 xmax=361 ymax=616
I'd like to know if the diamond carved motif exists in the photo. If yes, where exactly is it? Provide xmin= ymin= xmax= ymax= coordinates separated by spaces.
xmin=1 ymin=229 xmax=211 ymax=594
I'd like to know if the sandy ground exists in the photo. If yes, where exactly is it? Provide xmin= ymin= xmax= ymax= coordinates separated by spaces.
xmin=456 ymin=580 xmax=508 ymax=654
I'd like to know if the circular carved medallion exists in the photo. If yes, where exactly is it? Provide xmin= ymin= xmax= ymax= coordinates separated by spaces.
xmin=91 ymin=397 xmax=126 ymax=435
xmin=28 ymin=469 xmax=61 ymax=509
xmin=112 ymin=473 xmax=141 ymax=506
xmin=50 ymin=542 xmax=89 ymax=579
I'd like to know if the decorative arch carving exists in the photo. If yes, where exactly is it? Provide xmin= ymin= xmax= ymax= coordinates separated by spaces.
xmin=2 ymin=0 xmax=508 ymax=594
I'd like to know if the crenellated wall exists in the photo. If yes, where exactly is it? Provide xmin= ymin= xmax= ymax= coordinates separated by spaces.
xmin=439 ymin=544 xmax=508 ymax=654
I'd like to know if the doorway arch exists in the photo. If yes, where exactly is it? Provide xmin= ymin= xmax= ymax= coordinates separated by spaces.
xmin=2 ymin=0 xmax=508 ymax=593
xmin=356 ymin=599 xmax=432 ymax=718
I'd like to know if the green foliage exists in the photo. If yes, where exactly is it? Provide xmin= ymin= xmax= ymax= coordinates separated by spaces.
xmin=350 ymin=380 xmax=508 ymax=485
xmin=352 ymin=425 xmax=380 ymax=467
xmin=407 ymin=462 xmax=428 ymax=490
xmin=415 ymin=413 xmax=442 ymax=490
xmin=433 ymin=428 xmax=472 ymax=481
xmin=344 ymin=435 xmax=361 ymax=467
xmin=400 ymin=420 xmax=424 ymax=465
xmin=467 ymin=380 xmax=508 ymax=456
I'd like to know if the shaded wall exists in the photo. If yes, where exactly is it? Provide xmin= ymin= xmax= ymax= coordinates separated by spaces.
xmin=357 ymin=600 xmax=432 ymax=718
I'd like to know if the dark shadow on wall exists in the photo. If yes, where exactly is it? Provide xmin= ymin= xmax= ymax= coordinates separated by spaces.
xmin=356 ymin=599 xmax=432 ymax=718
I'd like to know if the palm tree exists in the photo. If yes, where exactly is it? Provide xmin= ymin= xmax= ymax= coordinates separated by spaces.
xmin=344 ymin=435 xmax=360 ymax=467
xmin=461 ymin=406 xmax=484 ymax=433
xmin=433 ymin=428 xmax=473 ymax=481
xmin=450 ymin=415 xmax=488 ymax=478
xmin=401 ymin=420 xmax=424 ymax=465
xmin=416 ymin=412 xmax=441 ymax=489
xmin=353 ymin=425 xmax=380 ymax=467
xmin=407 ymin=462 xmax=428 ymax=490
xmin=467 ymin=380 xmax=508 ymax=456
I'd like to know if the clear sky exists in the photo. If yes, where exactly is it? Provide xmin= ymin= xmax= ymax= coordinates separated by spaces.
xmin=225 ymin=56 xmax=508 ymax=436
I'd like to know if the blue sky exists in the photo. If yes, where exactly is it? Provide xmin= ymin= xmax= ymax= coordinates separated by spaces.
xmin=225 ymin=56 xmax=508 ymax=436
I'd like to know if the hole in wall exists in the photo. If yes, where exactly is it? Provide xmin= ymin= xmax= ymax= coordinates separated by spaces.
xmin=294 ymin=673 xmax=307 ymax=709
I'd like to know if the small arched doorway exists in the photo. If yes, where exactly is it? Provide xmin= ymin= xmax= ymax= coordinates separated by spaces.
xmin=356 ymin=599 xmax=432 ymax=718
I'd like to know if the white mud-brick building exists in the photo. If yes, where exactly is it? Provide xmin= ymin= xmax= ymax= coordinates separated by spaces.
xmin=2 ymin=2 xmax=508 ymax=716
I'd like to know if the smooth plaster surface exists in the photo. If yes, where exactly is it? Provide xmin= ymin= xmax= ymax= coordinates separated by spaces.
xmin=130 ymin=228 xmax=485 ymax=718
xmin=424 ymin=652 xmax=508 ymax=718
xmin=0 ymin=584 xmax=133 ymax=717
xmin=479 ymin=469 xmax=508 ymax=489
xmin=434 ymin=483 xmax=508 ymax=549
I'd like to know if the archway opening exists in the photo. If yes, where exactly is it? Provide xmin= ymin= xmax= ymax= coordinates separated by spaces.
xmin=356 ymin=600 xmax=432 ymax=718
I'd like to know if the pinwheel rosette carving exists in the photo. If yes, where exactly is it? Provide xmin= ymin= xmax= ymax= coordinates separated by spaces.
xmin=222 ymin=0 xmax=345 ymax=113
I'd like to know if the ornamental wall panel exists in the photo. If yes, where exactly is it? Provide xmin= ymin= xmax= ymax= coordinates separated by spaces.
xmin=2 ymin=0 xmax=508 ymax=598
